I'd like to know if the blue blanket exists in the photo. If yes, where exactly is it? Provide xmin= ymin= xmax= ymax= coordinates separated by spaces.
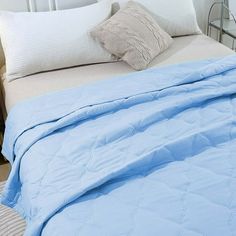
xmin=1 ymin=56 xmax=236 ymax=236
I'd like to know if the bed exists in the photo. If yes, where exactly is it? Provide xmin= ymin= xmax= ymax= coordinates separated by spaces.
xmin=1 ymin=34 xmax=234 ymax=115
xmin=0 ymin=1 xmax=236 ymax=236
xmin=0 ymin=34 xmax=235 ymax=236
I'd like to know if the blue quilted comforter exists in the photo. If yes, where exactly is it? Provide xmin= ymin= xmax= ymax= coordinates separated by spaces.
xmin=1 ymin=56 xmax=236 ymax=236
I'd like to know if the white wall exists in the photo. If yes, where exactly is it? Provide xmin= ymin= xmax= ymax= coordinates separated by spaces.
xmin=0 ymin=0 xmax=216 ymax=31
xmin=0 ymin=0 xmax=29 ymax=11
xmin=0 ymin=0 xmax=97 ymax=12
xmin=0 ymin=0 xmax=219 ymax=67
xmin=193 ymin=0 xmax=217 ymax=33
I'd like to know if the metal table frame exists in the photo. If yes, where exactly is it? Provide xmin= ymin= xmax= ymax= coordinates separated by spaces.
xmin=207 ymin=1 xmax=236 ymax=49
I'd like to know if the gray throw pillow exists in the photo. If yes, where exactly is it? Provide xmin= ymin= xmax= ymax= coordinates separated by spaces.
xmin=91 ymin=1 xmax=173 ymax=70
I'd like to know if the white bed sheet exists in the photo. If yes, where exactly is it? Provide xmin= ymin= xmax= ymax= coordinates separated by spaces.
xmin=1 ymin=35 xmax=234 ymax=115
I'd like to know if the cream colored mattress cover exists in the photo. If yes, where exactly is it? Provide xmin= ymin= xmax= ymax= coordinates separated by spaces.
xmin=1 ymin=35 xmax=234 ymax=115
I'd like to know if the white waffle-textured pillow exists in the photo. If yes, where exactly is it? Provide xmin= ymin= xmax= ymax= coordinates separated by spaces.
xmin=0 ymin=0 xmax=115 ymax=81
xmin=106 ymin=0 xmax=201 ymax=37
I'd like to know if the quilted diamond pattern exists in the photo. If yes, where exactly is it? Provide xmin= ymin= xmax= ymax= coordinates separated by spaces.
xmin=1 ymin=56 xmax=236 ymax=236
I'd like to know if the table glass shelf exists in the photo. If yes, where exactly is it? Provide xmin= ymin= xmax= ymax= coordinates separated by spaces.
xmin=209 ymin=19 xmax=236 ymax=39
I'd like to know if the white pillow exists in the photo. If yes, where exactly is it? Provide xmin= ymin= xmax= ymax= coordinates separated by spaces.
xmin=0 ymin=0 xmax=115 ymax=81
xmin=109 ymin=0 xmax=201 ymax=37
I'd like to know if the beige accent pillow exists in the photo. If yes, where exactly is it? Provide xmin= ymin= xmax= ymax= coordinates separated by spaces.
xmin=91 ymin=1 xmax=173 ymax=70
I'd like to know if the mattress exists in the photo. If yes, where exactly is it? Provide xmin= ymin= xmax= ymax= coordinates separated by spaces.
xmin=0 ymin=34 xmax=234 ymax=115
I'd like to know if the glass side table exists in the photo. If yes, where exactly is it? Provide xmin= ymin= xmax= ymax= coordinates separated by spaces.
xmin=207 ymin=1 xmax=236 ymax=49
